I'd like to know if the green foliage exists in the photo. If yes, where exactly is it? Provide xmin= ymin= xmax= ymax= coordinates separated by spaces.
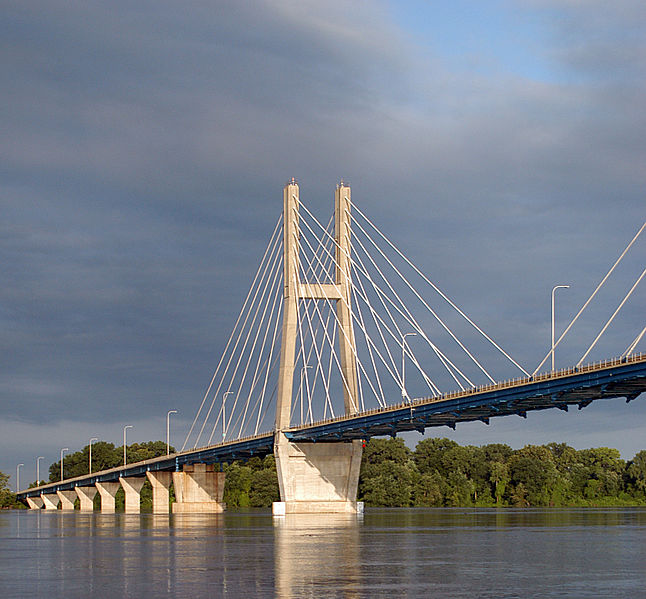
xmin=358 ymin=438 xmax=646 ymax=508
xmin=0 ymin=470 xmax=16 ymax=508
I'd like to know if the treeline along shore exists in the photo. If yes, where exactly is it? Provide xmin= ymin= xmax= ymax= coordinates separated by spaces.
xmin=3 ymin=439 xmax=646 ymax=509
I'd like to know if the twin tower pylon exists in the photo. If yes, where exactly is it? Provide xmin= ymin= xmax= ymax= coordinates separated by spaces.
xmin=272 ymin=180 xmax=364 ymax=515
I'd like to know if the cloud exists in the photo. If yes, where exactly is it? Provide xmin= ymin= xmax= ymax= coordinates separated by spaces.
xmin=1 ymin=0 xmax=645 ymax=476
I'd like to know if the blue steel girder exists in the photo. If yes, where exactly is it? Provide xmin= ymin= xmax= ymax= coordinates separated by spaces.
xmin=282 ymin=358 xmax=646 ymax=443
xmin=17 ymin=357 xmax=646 ymax=501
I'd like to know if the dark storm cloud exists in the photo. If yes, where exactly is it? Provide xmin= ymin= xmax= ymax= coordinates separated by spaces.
xmin=1 ymin=0 xmax=645 ymax=480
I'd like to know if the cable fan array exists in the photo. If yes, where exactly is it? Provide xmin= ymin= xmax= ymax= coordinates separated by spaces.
xmin=182 ymin=199 xmax=534 ymax=451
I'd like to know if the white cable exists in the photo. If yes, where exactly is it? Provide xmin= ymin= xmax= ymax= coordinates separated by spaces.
xmin=534 ymin=221 xmax=646 ymax=375
xmin=578 ymin=267 xmax=646 ymax=366
xmin=623 ymin=325 xmax=646 ymax=358
xmin=352 ymin=204 xmax=530 ymax=377
xmin=199 ymin=232 xmax=283 ymax=447
xmin=183 ymin=215 xmax=282 ymax=450
xmin=350 ymin=212 xmax=495 ymax=384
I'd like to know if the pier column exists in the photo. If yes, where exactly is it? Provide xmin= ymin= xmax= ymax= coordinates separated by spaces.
xmin=273 ymin=434 xmax=364 ymax=515
xmin=146 ymin=471 xmax=172 ymax=513
xmin=171 ymin=464 xmax=225 ymax=513
xmin=26 ymin=497 xmax=44 ymax=510
xmin=57 ymin=490 xmax=76 ymax=510
xmin=120 ymin=477 xmax=145 ymax=513
xmin=75 ymin=486 xmax=97 ymax=512
xmin=41 ymin=494 xmax=59 ymax=510
xmin=96 ymin=482 xmax=120 ymax=513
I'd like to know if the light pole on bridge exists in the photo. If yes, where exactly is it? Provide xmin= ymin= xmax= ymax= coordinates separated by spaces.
xmin=16 ymin=464 xmax=23 ymax=493
xmin=401 ymin=332 xmax=417 ymax=402
xmin=60 ymin=448 xmax=68 ymax=481
xmin=551 ymin=285 xmax=570 ymax=371
xmin=166 ymin=410 xmax=177 ymax=455
xmin=123 ymin=426 xmax=133 ymax=466
xmin=89 ymin=437 xmax=98 ymax=474
xmin=36 ymin=456 xmax=44 ymax=487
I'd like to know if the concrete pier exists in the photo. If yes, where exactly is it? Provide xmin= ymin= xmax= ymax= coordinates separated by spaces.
xmin=273 ymin=434 xmax=363 ymax=515
xmin=147 ymin=471 xmax=172 ymax=513
xmin=172 ymin=464 xmax=225 ymax=513
xmin=96 ymin=482 xmax=120 ymax=513
xmin=75 ymin=486 xmax=97 ymax=512
xmin=120 ymin=477 xmax=145 ymax=513
xmin=41 ymin=494 xmax=59 ymax=510
xmin=57 ymin=490 xmax=77 ymax=510
xmin=26 ymin=497 xmax=44 ymax=510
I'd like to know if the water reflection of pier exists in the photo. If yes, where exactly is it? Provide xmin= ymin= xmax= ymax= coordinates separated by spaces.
xmin=274 ymin=514 xmax=362 ymax=599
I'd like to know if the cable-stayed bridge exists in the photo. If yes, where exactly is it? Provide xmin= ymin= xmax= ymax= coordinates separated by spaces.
xmin=18 ymin=181 xmax=646 ymax=514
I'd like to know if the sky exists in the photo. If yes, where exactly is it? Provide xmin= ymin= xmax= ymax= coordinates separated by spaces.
xmin=2 ymin=0 xmax=645 ymax=488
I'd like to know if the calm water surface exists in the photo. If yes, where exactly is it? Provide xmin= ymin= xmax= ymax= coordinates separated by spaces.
xmin=1 ymin=508 xmax=645 ymax=598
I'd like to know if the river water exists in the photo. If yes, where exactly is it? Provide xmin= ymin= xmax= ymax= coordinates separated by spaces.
xmin=1 ymin=508 xmax=645 ymax=598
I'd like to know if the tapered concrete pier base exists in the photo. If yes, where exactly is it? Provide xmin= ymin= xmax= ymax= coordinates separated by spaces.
xmin=75 ymin=486 xmax=97 ymax=512
xmin=41 ymin=494 xmax=59 ymax=510
xmin=274 ymin=435 xmax=363 ymax=515
xmin=96 ymin=482 xmax=120 ymax=513
xmin=171 ymin=464 xmax=225 ymax=513
xmin=147 ymin=471 xmax=172 ymax=513
xmin=26 ymin=497 xmax=44 ymax=510
xmin=120 ymin=477 xmax=145 ymax=513
xmin=57 ymin=490 xmax=77 ymax=510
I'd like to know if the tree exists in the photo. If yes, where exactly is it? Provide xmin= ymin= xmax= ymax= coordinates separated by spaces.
xmin=0 ymin=470 xmax=16 ymax=508
xmin=627 ymin=450 xmax=646 ymax=496
xmin=359 ymin=438 xmax=415 ymax=506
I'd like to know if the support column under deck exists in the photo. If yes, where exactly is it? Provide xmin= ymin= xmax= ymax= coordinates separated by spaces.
xmin=120 ymin=477 xmax=145 ymax=513
xmin=57 ymin=490 xmax=76 ymax=510
xmin=26 ymin=497 xmax=44 ymax=510
xmin=146 ymin=471 xmax=172 ymax=513
xmin=171 ymin=464 xmax=225 ymax=513
xmin=96 ymin=482 xmax=120 ymax=513
xmin=41 ymin=494 xmax=59 ymax=510
xmin=75 ymin=486 xmax=97 ymax=512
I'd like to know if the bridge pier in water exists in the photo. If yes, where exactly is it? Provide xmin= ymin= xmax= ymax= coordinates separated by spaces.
xmin=41 ymin=493 xmax=59 ymax=510
xmin=120 ymin=477 xmax=145 ymax=513
xmin=26 ymin=497 xmax=43 ymax=509
xmin=171 ymin=464 xmax=225 ymax=513
xmin=57 ymin=490 xmax=76 ymax=510
xmin=96 ymin=482 xmax=120 ymax=513
xmin=75 ymin=486 xmax=96 ymax=511
xmin=147 ymin=471 xmax=173 ymax=513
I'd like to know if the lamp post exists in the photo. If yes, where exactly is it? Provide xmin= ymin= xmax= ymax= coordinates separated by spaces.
xmin=402 ymin=332 xmax=417 ymax=401
xmin=166 ymin=410 xmax=177 ymax=455
xmin=551 ymin=285 xmax=570 ymax=371
xmin=36 ymin=456 xmax=44 ymax=487
xmin=60 ymin=448 xmax=68 ymax=481
xmin=123 ymin=426 xmax=132 ymax=466
xmin=16 ymin=464 xmax=24 ymax=493
xmin=89 ymin=438 xmax=98 ymax=474
xmin=222 ymin=392 xmax=233 ymax=442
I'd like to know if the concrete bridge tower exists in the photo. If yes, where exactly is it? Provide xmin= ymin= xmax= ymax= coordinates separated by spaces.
xmin=273 ymin=180 xmax=363 ymax=514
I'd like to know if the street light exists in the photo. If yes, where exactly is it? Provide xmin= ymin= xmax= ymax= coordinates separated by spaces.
xmin=123 ymin=426 xmax=133 ymax=466
xmin=551 ymin=285 xmax=570 ymax=371
xmin=36 ymin=456 xmax=44 ymax=487
xmin=222 ymin=392 xmax=233 ymax=442
xmin=89 ymin=438 xmax=98 ymax=474
xmin=16 ymin=464 xmax=24 ymax=493
xmin=166 ymin=410 xmax=177 ymax=455
xmin=402 ymin=332 xmax=417 ymax=401
xmin=60 ymin=448 xmax=68 ymax=481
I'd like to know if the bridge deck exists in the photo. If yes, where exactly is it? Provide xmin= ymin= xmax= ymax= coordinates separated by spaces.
xmin=18 ymin=354 xmax=646 ymax=500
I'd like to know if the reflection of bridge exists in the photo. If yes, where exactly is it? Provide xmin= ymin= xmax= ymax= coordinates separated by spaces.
xmin=17 ymin=181 xmax=646 ymax=514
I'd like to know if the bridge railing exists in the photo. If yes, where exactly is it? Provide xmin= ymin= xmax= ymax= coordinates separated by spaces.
xmin=291 ymin=352 xmax=646 ymax=432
